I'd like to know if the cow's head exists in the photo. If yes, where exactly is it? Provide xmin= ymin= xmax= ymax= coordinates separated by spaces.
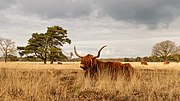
xmin=74 ymin=45 xmax=106 ymax=70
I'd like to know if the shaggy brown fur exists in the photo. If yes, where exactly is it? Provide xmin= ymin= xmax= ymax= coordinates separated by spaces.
xmin=141 ymin=61 xmax=148 ymax=65
xmin=79 ymin=54 xmax=134 ymax=80
xmin=57 ymin=62 xmax=62 ymax=64
xmin=164 ymin=61 xmax=170 ymax=64
xmin=74 ymin=46 xmax=136 ymax=80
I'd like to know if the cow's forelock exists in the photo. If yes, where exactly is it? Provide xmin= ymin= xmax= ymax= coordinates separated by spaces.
xmin=80 ymin=54 xmax=97 ymax=70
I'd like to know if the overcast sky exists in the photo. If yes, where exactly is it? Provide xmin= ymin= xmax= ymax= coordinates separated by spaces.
xmin=0 ymin=0 xmax=180 ymax=58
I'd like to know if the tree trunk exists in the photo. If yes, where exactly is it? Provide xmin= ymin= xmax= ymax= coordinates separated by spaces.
xmin=20 ymin=56 xmax=22 ymax=61
xmin=50 ymin=52 xmax=54 ymax=64
xmin=44 ymin=59 xmax=47 ymax=64
xmin=5 ymin=51 xmax=7 ymax=63
xmin=44 ymin=53 xmax=47 ymax=64
xmin=50 ymin=59 xmax=54 ymax=64
xmin=5 ymin=55 xmax=7 ymax=63
xmin=44 ymin=49 xmax=47 ymax=64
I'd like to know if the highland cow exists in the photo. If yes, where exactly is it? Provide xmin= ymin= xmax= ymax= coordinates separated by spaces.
xmin=164 ymin=60 xmax=170 ymax=64
xmin=141 ymin=59 xmax=148 ymax=65
xmin=74 ymin=45 xmax=135 ymax=80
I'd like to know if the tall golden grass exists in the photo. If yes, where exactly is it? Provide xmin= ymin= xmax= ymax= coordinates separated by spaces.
xmin=0 ymin=62 xmax=180 ymax=100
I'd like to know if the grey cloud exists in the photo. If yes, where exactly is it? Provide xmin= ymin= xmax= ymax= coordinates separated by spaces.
xmin=8 ymin=0 xmax=180 ymax=29
xmin=16 ymin=0 xmax=93 ymax=18
xmin=0 ymin=0 xmax=15 ymax=10
xmin=95 ymin=0 xmax=180 ymax=29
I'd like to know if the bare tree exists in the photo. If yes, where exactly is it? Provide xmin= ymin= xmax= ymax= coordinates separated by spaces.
xmin=152 ymin=40 xmax=176 ymax=60
xmin=0 ymin=37 xmax=16 ymax=63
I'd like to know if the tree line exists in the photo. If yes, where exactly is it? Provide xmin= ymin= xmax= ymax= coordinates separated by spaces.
xmin=123 ymin=40 xmax=180 ymax=62
xmin=0 ymin=26 xmax=180 ymax=64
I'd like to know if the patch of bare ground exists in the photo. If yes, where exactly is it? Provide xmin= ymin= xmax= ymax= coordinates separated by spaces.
xmin=0 ymin=62 xmax=180 ymax=101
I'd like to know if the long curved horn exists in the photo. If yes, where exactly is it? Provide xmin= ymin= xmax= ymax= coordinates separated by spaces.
xmin=94 ymin=45 xmax=107 ymax=58
xmin=74 ymin=46 xmax=83 ymax=58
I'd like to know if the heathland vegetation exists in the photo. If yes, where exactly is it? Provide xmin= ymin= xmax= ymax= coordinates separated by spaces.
xmin=0 ymin=62 xmax=180 ymax=100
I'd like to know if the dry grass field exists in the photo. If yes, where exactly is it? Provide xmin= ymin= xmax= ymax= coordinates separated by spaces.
xmin=0 ymin=61 xmax=180 ymax=101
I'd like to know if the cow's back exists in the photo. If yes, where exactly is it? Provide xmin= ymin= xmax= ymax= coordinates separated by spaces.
xmin=102 ymin=62 xmax=134 ymax=80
